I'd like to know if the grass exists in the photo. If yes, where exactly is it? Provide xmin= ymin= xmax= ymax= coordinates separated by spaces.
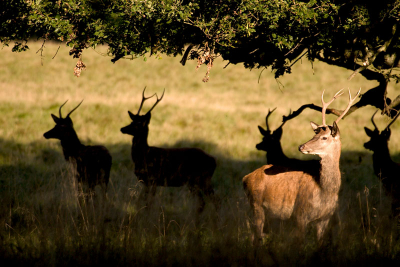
xmin=1 ymin=41 xmax=400 ymax=266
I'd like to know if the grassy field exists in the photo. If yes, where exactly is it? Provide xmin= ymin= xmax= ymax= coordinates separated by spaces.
xmin=1 ymin=41 xmax=400 ymax=266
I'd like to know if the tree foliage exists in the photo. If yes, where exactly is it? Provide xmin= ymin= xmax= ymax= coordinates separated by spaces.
xmin=1 ymin=0 xmax=400 ymax=116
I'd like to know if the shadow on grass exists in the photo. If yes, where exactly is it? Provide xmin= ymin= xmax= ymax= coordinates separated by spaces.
xmin=1 ymin=137 xmax=400 ymax=265
xmin=0 ymin=136 xmax=397 ymax=203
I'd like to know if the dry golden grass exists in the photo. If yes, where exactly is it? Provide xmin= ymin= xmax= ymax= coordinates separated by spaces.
xmin=1 ymin=41 xmax=400 ymax=265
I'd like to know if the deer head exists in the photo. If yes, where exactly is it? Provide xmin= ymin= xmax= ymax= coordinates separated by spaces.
xmin=120 ymin=87 xmax=165 ymax=136
xmin=364 ymin=110 xmax=399 ymax=151
xmin=256 ymin=108 xmax=286 ymax=151
xmin=299 ymin=88 xmax=360 ymax=156
xmin=43 ymin=100 xmax=83 ymax=140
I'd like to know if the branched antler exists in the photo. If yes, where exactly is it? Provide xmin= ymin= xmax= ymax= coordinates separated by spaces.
xmin=146 ymin=89 xmax=165 ymax=115
xmin=265 ymin=108 xmax=277 ymax=132
xmin=281 ymin=89 xmax=361 ymax=124
xmin=334 ymin=88 xmax=361 ymax=123
xmin=282 ymin=104 xmax=340 ymax=123
xmin=58 ymin=99 xmax=83 ymax=118
xmin=321 ymin=89 xmax=344 ymax=125
xmin=137 ymin=87 xmax=156 ymax=115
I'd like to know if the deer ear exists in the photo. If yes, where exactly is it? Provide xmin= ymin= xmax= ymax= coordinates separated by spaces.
xmin=364 ymin=127 xmax=374 ymax=137
xmin=145 ymin=112 xmax=151 ymax=122
xmin=332 ymin=121 xmax=340 ymax=137
xmin=310 ymin=122 xmax=319 ymax=131
xmin=51 ymin=114 xmax=60 ymax=123
xmin=258 ymin=126 xmax=267 ymax=136
xmin=128 ymin=111 xmax=135 ymax=120
xmin=383 ymin=128 xmax=391 ymax=140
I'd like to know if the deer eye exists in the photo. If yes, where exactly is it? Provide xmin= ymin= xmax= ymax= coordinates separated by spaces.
xmin=322 ymin=137 xmax=328 ymax=140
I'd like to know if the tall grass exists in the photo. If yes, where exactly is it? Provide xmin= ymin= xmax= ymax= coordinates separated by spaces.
xmin=1 ymin=41 xmax=400 ymax=265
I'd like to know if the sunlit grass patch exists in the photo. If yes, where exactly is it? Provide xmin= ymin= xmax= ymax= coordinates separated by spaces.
xmin=0 ymin=41 xmax=400 ymax=265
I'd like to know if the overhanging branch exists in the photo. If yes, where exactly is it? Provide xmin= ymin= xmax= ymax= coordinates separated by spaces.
xmin=348 ymin=24 xmax=397 ymax=81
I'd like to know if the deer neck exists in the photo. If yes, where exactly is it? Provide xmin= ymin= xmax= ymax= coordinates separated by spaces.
xmin=267 ymin=142 xmax=289 ymax=163
xmin=131 ymin=129 xmax=150 ymax=159
xmin=372 ymin=144 xmax=392 ymax=175
xmin=60 ymin=132 xmax=83 ymax=160
xmin=372 ymin=144 xmax=391 ymax=162
xmin=318 ymin=146 xmax=341 ymax=194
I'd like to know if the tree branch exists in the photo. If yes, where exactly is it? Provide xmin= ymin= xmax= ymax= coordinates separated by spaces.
xmin=282 ymin=103 xmax=340 ymax=123
xmin=348 ymin=24 xmax=397 ymax=81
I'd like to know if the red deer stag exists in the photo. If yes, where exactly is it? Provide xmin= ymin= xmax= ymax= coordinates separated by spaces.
xmin=243 ymin=88 xmax=360 ymax=245
xmin=43 ymin=100 xmax=112 ymax=196
xmin=120 ymin=88 xmax=216 ymax=213
xmin=256 ymin=108 xmax=319 ymax=170
xmin=364 ymin=110 xmax=400 ymax=213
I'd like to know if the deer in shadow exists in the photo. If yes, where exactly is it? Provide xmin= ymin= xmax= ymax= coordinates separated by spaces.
xmin=120 ymin=88 xmax=217 ymax=213
xmin=364 ymin=110 xmax=400 ymax=214
xmin=43 ymin=101 xmax=112 ymax=197
xmin=256 ymin=108 xmax=319 ymax=170
xmin=243 ymin=88 xmax=360 ymax=246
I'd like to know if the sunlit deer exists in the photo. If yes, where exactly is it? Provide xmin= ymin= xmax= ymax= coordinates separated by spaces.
xmin=364 ymin=110 xmax=400 ymax=213
xmin=120 ymin=88 xmax=217 ymax=212
xmin=256 ymin=108 xmax=318 ymax=170
xmin=43 ymin=100 xmax=112 ymax=195
xmin=243 ymin=88 xmax=360 ymax=245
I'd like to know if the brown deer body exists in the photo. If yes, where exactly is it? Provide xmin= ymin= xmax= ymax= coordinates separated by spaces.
xmin=243 ymin=89 xmax=360 ymax=245
xmin=121 ymin=88 xmax=216 ymax=212
xmin=44 ymin=101 xmax=112 ymax=194
xmin=364 ymin=111 xmax=400 ymax=213
xmin=256 ymin=108 xmax=319 ymax=170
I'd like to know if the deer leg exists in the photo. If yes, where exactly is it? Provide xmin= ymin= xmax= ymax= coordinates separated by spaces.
xmin=99 ymin=169 xmax=109 ymax=199
xmin=187 ymin=185 xmax=206 ymax=214
xmin=294 ymin=219 xmax=307 ymax=246
xmin=196 ymin=188 xmax=206 ymax=214
xmin=252 ymin=204 xmax=266 ymax=246
xmin=203 ymin=178 xmax=220 ymax=211
xmin=316 ymin=218 xmax=330 ymax=244
xmin=206 ymin=188 xmax=221 ymax=212
xmin=87 ymin=178 xmax=96 ymax=199
xmin=137 ymin=184 xmax=150 ymax=209
xmin=98 ymin=181 xmax=108 ymax=202
xmin=143 ymin=184 xmax=157 ymax=209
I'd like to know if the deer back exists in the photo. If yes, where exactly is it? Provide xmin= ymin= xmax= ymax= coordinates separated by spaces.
xmin=44 ymin=100 xmax=112 ymax=189
xmin=74 ymin=145 xmax=112 ymax=187
xmin=121 ymin=88 xmax=216 ymax=188
xmin=244 ymin=88 xmax=360 ymax=244
xmin=134 ymin=146 xmax=216 ymax=187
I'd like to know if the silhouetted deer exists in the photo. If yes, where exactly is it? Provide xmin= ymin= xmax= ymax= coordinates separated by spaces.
xmin=243 ymin=88 xmax=360 ymax=245
xmin=256 ymin=108 xmax=318 ymax=170
xmin=44 ymin=101 xmax=112 ymax=196
xmin=120 ymin=88 xmax=216 ymax=213
xmin=364 ymin=110 xmax=400 ymax=213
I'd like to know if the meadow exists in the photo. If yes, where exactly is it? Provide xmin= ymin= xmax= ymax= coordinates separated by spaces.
xmin=1 ymin=41 xmax=400 ymax=266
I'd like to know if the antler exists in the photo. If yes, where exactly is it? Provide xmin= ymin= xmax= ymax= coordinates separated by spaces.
xmin=137 ymin=87 xmax=156 ymax=115
xmin=321 ymin=89 xmax=344 ymax=126
xmin=278 ymin=109 xmax=299 ymax=128
xmin=384 ymin=110 xmax=400 ymax=131
xmin=334 ymin=88 xmax=361 ymax=124
xmin=66 ymin=100 xmax=84 ymax=118
xmin=59 ymin=100 xmax=69 ymax=118
xmin=265 ymin=108 xmax=277 ymax=132
xmin=371 ymin=110 xmax=379 ymax=131
xmin=146 ymin=89 xmax=165 ymax=115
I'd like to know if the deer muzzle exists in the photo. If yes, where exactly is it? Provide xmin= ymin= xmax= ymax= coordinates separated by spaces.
xmin=43 ymin=129 xmax=55 ymax=139
xmin=298 ymin=144 xmax=309 ymax=154
xmin=120 ymin=126 xmax=130 ymax=135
